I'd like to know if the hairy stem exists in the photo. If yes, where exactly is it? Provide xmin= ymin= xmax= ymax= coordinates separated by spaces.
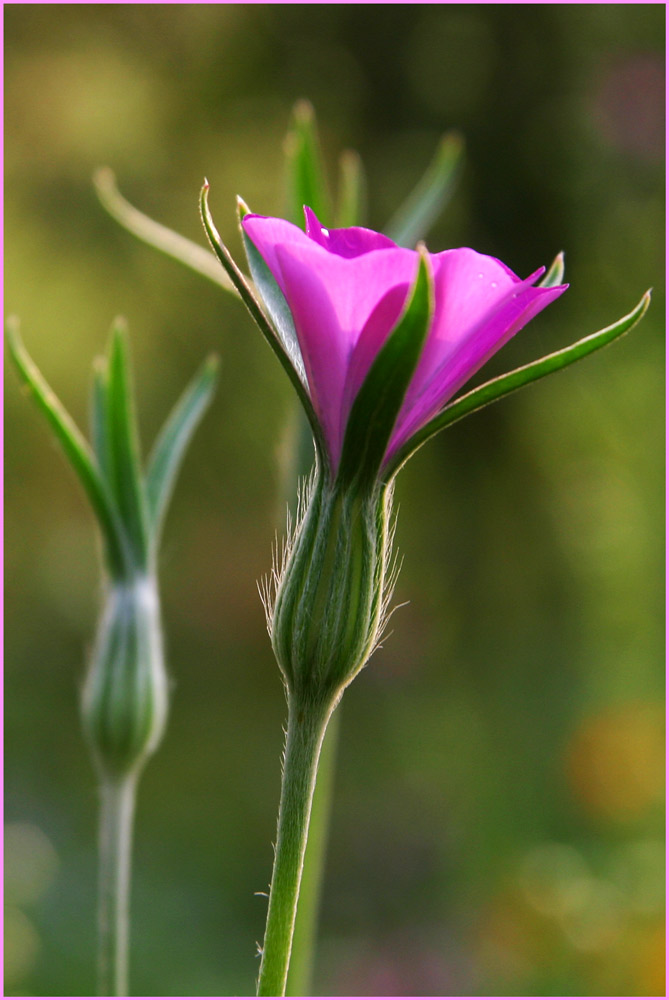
xmin=285 ymin=707 xmax=340 ymax=996
xmin=97 ymin=774 xmax=137 ymax=997
xmin=257 ymin=696 xmax=333 ymax=996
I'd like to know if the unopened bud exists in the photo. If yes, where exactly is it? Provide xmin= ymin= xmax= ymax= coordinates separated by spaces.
xmin=81 ymin=575 xmax=168 ymax=779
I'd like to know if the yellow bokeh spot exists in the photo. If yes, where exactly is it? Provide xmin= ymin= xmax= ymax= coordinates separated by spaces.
xmin=565 ymin=703 xmax=664 ymax=822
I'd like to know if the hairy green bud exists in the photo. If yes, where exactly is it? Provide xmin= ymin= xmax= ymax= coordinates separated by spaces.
xmin=267 ymin=470 xmax=397 ymax=705
xmin=81 ymin=575 xmax=168 ymax=779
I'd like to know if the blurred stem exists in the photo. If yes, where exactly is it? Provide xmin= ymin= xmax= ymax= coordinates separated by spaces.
xmin=257 ymin=695 xmax=333 ymax=997
xmin=285 ymin=707 xmax=340 ymax=996
xmin=97 ymin=774 xmax=137 ymax=997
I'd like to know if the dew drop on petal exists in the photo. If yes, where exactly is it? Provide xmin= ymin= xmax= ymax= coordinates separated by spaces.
xmin=321 ymin=227 xmax=330 ymax=237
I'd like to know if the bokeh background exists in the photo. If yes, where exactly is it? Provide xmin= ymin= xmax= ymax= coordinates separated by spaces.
xmin=4 ymin=4 xmax=665 ymax=997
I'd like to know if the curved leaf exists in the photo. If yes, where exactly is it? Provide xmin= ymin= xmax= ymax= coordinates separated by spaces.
xmin=6 ymin=318 xmax=129 ymax=577
xmin=199 ymin=183 xmax=327 ymax=465
xmin=539 ymin=252 xmax=565 ymax=289
xmin=385 ymin=131 xmax=464 ymax=248
xmin=385 ymin=290 xmax=652 ymax=479
xmin=106 ymin=321 xmax=150 ymax=569
xmin=284 ymin=99 xmax=332 ymax=227
xmin=145 ymin=354 xmax=219 ymax=547
xmin=94 ymin=168 xmax=236 ymax=294
xmin=336 ymin=149 xmax=366 ymax=229
xmin=90 ymin=356 xmax=112 ymax=485
xmin=237 ymin=197 xmax=307 ymax=386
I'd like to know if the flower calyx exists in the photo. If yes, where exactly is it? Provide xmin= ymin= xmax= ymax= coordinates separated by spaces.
xmin=265 ymin=468 xmax=397 ymax=707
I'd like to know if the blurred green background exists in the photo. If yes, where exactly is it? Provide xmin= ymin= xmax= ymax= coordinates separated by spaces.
xmin=4 ymin=5 xmax=664 ymax=997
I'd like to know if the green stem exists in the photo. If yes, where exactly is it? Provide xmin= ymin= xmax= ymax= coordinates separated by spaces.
xmin=257 ymin=695 xmax=333 ymax=997
xmin=97 ymin=774 xmax=137 ymax=997
xmin=285 ymin=708 xmax=340 ymax=997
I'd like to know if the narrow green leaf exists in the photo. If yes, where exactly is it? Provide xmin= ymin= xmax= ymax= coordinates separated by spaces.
xmin=200 ymin=183 xmax=327 ymax=465
xmin=94 ymin=168 xmax=237 ymax=294
xmin=145 ymin=354 xmax=220 ymax=546
xmin=336 ymin=149 xmax=367 ymax=228
xmin=386 ymin=290 xmax=652 ymax=479
xmin=6 ymin=318 xmax=128 ymax=577
xmin=284 ymin=99 xmax=333 ymax=226
xmin=90 ymin=357 xmax=112 ymax=486
xmin=237 ymin=197 xmax=307 ymax=386
xmin=337 ymin=249 xmax=434 ymax=490
xmin=106 ymin=320 xmax=150 ymax=569
xmin=385 ymin=132 xmax=464 ymax=248
xmin=539 ymin=252 xmax=565 ymax=288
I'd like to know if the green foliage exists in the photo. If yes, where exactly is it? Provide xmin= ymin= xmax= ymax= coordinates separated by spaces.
xmin=385 ymin=131 xmax=464 ymax=248
xmin=93 ymin=168 xmax=236 ymax=293
xmin=7 ymin=318 xmax=219 ymax=578
xmin=145 ymin=354 xmax=220 ymax=547
xmin=9 ymin=317 xmax=218 ymax=789
xmin=7 ymin=317 xmax=128 ymax=577
xmin=105 ymin=322 xmax=151 ymax=570
xmin=335 ymin=150 xmax=366 ymax=229
xmin=284 ymin=99 xmax=333 ymax=227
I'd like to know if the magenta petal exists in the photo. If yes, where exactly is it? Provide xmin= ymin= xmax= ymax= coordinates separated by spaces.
xmin=242 ymin=214 xmax=313 ymax=295
xmin=244 ymin=212 xmax=412 ymax=331
xmin=273 ymin=240 xmax=417 ymax=351
xmin=340 ymin=282 xmax=411 ymax=444
xmin=274 ymin=240 xmax=418 ymax=465
xmin=389 ymin=274 xmax=567 ymax=453
xmin=244 ymin=211 xmax=568 ymax=477
xmin=409 ymin=248 xmax=523 ymax=387
xmin=304 ymin=207 xmax=398 ymax=258
xmin=245 ymin=213 xmax=414 ymax=466
xmin=273 ymin=244 xmax=350 ymax=464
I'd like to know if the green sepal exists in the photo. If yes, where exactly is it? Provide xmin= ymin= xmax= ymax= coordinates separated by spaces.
xmin=145 ymin=354 xmax=220 ymax=547
xmin=539 ymin=252 xmax=565 ymax=288
xmin=106 ymin=320 xmax=151 ymax=570
xmin=337 ymin=249 xmax=433 ymax=491
xmin=90 ymin=356 xmax=112 ymax=487
xmin=236 ymin=197 xmax=307 ymax=387
xmin=94 ymin=168 xmax=237 ymax=294
xmin=336 ymin=149 xmax=367 ymax=228
xmin=6 ymin=317 xmax=129 ymax=578
xmin=271 ymin=468 xmax=393 ymax=702
xmin=385 ymin=131 xmax=464 ymax=248
xmin=284 ymin=99 xmax=333 ymax=227
xmin=200 ymin=183 xmax=327 ymax=466
xmin=385 ymin=290 xmax=652 ymax=480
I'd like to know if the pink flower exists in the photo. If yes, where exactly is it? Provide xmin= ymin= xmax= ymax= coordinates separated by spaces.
xmin=242 ymin=208 xmax=567 ymax=474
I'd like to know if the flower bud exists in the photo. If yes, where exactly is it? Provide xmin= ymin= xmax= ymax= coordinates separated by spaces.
xmin=81 ymin=575 xmax=168 ymax=779
xmin=270 ymin=471 xmax=395 ymax=703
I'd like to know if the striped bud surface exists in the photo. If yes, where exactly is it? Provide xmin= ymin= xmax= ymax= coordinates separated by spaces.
xmin=81 ymin=575 xmax=168 ymax=779
xmin=270 ymin=470 xmax=395 ymax=706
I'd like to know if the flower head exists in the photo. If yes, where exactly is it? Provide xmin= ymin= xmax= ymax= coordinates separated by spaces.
xmin=242 ymin=208 xmax=567 ymax=474
xmin=199 ymin=184 xmax=647 ymax=701
xmin=231 ymin=207 xmax=565 ymax=698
